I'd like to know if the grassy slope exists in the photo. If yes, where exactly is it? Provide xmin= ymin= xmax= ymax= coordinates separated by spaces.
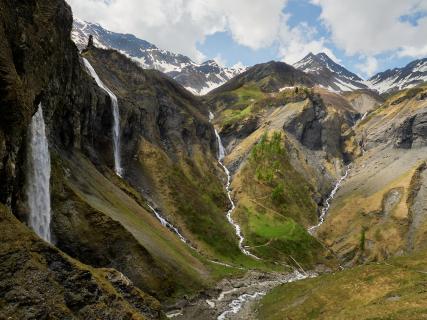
xmin=53 ymin=151 xmax=216 ymax=298
xmin=257 ymin=252 xmax=427 ymax=320
xmin=82 ymin=49 xmax=278 ymax=271
xmin=0 ymin=203 xmax=164 ymax=319
xmin=232 ymin=131 xmax=333 ymax=268
xmin=318 ymin=85 xmax=427 ymax=263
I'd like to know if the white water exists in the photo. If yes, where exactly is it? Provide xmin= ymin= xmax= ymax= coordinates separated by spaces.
xmin=214 ymin=129 xmax=259 ymax=259
xmin=217 ymin=271 xmax=312 ymax=320
xmin=308 ymin=166 xmax=350 ymax=234
xmin=146 ymin=203 xmax=191 ymax=245
xmin=27 ymin=104 xmax=52 ymax=243
xmin=83 ymin=58 xmax=123 ymax=176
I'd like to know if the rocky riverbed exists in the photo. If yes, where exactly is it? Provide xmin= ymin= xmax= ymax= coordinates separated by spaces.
xmin=165 ymin=270 xmax=318 ymax=320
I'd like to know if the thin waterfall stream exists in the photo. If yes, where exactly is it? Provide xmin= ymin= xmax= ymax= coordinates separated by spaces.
xmin=26 ymin=104 xmax=52 ymax=243
xmin=308 ymin=111 xmax=367 ymax=233
xmin=210 ymin=112 xmax=259 ymax=260
xmin=308 ymin=166 xmax=350 ymax=234
xmin=83 ymin=58 xmax=123 ymax=176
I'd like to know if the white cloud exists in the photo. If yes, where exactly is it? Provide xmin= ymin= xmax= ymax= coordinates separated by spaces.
xmin=312 ymin=0 xmax=427 ymax=58
xmin=213 ymin=54 xmax=227 ymax=67
xmin=66 ymin=0 xmax=288 ymax=62
xmin=278 ymin=20 xmax=338 ymax=64
xmin=356 ymin=56 xmax=379 ymax=77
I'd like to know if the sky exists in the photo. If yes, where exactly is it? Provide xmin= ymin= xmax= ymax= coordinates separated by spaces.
xmin=67 ymin=0 xmax=427 ymax=79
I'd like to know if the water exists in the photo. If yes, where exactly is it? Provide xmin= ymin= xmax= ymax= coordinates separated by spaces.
xmin=146 ymin=203 xmax=190 ymax=245
xmin=27 ymin=104 xmax=51 ymax=243
xmin=83 ymin=58 xmax=123 ymax=176
xmin=308 ymin=166 xmax=350 ymax=234
xmin=214 ymin=129 xmax=259 ymax=259
xmin=216 ymin=271 xmax=313 ymax=320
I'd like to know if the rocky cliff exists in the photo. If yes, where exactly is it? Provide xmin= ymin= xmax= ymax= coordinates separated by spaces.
xmin=0 ymin=0 xmax=169 ymax=317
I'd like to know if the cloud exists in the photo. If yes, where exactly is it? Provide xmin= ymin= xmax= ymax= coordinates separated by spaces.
xmin=356 ymin=56 xmax=379 ymax=77
xmin=278 ymin=20 xmax=339 ymax=64
xmin=312 ymin=0 xmax=427 ymax=58
xmin=66 ymin=0 xmax=288 ymax=62
xmin=213 ymin=54 xmax=227 ymax=67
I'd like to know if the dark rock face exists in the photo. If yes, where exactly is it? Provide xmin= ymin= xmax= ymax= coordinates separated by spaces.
xmin=394 ymin=111 xmax=427 ymax=149
xmin=81 ymin=48 xmax=243 ymax=263
xmin=0 ymin=204 xmax=164 ymax=319
xmin=0 ymin=0 xmax=114 ymax=212
xmin=81 ymin=47 xmax=218 ymax=174
xmin=284 ymin=94 xmax=347 ymax=158
xmin=0 ymin=0 xmax=202 ymax=314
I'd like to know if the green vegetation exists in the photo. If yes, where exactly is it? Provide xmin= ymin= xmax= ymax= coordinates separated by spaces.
xmin=249 ymin=132 xmax=317 ymax=223
xmin=257 ymin=252 xmax=427 ymax=320
xmin=233 ymin=131 xmax=332 ymax=267
xmin=210 ymin=85 xmax=312 ymax=128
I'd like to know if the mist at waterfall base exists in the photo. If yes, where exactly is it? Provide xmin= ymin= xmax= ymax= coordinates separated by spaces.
xmin=83 ymin=58 xmax=123 ymax=176
xmin=26 ymin=104 xmax=52 ymax=243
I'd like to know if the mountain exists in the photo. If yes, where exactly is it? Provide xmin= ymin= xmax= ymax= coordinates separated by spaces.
xmin=209 ymin=60 xmax=314 ymax=95
xmin=5 ymin=0 xmax=427 ymax=319
xmin=72 ymin=18 xmax=245 ymax=95
xmin=367 ymin=58 xmax=427 ymax=94
xmin=294 ymin=52 xmax=368 ymax=92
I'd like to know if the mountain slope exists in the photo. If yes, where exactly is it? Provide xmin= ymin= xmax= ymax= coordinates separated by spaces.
xmin=72 ymin=18 xmax=245 ymax=95
xmin=294 ymin=52 xmax=368 ymax=92
xmin=368 ymin=58 xmax=427 ymax=94
xmin=209 ymin=60 xmax=314 ymax=96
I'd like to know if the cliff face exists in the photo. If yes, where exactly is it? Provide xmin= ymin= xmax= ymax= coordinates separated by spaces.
xmin=0 ymin=0 xmax=171 ymax=315
xmin=80 ymin=48 xmax=247 ymax=263
xmin=0 ymin=204 xmax=164 ymax=319
xmin=0 ymin=0 xmax=114 ymax=215
xmin=0 ymin=0 xmax=225 ymax=315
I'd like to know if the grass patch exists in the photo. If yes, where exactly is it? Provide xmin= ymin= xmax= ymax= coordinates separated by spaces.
xmin=232 ymin=131 xmax=332 ymax=267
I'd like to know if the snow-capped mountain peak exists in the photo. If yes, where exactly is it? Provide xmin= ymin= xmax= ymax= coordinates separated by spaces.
xmin=367 ymin=58 xmax=427 ymax=94
xmin=293 ymin=52 xmax=368 ymax=92
xmin=72 ymin=19 xmax=245 ymax=95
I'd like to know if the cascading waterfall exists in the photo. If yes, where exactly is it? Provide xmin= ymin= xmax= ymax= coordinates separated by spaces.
xmin=83 ymin=58 xmax=123 ymax=176
xmin=308 ymin=166 xmax=350 ymax=234
xmin=213 ymin=123 xmax=259 ymax=259
xmin=308 ymin=111 xmax=369 ymax=234
xmin=26 ymin=104 xmax=52 ymax=243
xmin=147 ymin=203 xmax=190 ymax=245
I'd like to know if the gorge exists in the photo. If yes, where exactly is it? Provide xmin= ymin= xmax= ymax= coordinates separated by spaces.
xmin=2 ymin=0 xmax=427 ymax=319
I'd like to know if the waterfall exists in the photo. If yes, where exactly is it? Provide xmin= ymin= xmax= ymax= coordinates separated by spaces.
xmin=308 ymin=166 xmax=350 ymax=234
xmin=214 ymin=128 xmax=259 ymax=259
xmin=83 ymin=58 xmax=123 ymax=176
xmin=27 ymin=104 xmax=51 ymax=243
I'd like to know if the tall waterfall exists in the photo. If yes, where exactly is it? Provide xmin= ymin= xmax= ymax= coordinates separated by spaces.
xmin=27 ymin=104 xmax=51 ymax=243
xmin=214 ymin=127 xmax=259 ymax=259
xmin=83 ymin=58 xmax=123 ymax=176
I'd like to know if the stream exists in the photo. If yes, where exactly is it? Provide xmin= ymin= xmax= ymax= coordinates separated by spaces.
xmin=166 ymin=270 xmax=317 ymax=320
xmin=308 ymin=165 xmax=350 ymax=234
xmin=211 ymin=112 xmax=260 ymax=259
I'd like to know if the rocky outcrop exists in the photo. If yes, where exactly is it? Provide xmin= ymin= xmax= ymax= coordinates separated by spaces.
xmin=0 ymin=0 xmax=222 ymax=312
xmin=284 ymin=93 xmax=354 ymax=159
xmin=0 ymin=203 xmax=164 ymax=319
xmin=394 ymin=110 xmax=427 ymax=149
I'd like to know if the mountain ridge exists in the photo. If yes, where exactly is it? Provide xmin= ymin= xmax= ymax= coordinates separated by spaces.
xmin=293 ymin=52 xmax=369 ymax=92
xmin=367 ymin=57 xmax=427 ymax=94
xmin=72 ymin=18 xmax=245 ymax=95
